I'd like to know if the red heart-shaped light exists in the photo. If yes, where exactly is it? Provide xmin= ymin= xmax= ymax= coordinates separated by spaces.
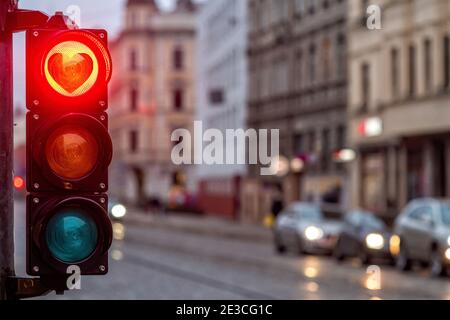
xmin=47 ymin=53 xmax=94 ymax=94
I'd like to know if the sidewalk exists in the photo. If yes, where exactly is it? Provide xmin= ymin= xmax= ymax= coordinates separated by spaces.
xmin=124 ymin=210 xmax=273 ymax=243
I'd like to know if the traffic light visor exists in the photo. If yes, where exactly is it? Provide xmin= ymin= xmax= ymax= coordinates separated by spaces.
xmin=44 ymin=41 xmax=99 ymax=97
xmin=45 ymin=124 xmax=99 ymax=180
xmin=45 ymin=208 xmax=98 ymax=263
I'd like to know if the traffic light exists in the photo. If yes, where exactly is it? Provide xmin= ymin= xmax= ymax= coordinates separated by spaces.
xmin=26 ymin=22 xmax=113 ymax=278
xmin=14 ymin=176 xmax=25 ymax=190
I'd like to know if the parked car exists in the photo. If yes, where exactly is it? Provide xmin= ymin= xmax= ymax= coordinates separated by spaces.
xmin=394 ymin=198 xmax=450 ymax=277
xmin=333 ymin=210 xmax=393 ymax=265
xmin=273 ymin=202 xmax=343 ymax=255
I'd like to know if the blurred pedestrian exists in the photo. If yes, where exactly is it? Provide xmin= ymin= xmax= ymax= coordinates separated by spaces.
xmin=271 ymin=184 xmax=284 ymax=219
xmin=145 ymin=197 xmax=162 ymax=215
xmin=322 ymin=183 xmax=342 ymax=204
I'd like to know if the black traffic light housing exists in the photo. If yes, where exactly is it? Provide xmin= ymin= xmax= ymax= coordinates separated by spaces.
xmin=25 ymin=14 xmax=113 ymax=280
xmin=26 ymin=111 xmax=112 ymax=192
xmin=27 ymin=194 xmax=112 ymax=276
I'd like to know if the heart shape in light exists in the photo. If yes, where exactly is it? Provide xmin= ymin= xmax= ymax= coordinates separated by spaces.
xmin=48 ymin=53 xmax=94 ymax=94
xmin=44 ymin=41 xmax=99 ymax=97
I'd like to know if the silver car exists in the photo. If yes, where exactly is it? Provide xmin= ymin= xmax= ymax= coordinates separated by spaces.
xmin=394 ymin=198 xmax=450 ymax=277
xmin=274 ymin=202 xmax=342 ymax=255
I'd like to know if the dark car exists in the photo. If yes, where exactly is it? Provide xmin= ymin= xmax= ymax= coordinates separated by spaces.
xmin=394 ymin=199 xmax=450 ymax=277
xmin=333 ymin=210 xmax=393 ymax=265
xmin=274 ymin=202 xmax=342 ymax=255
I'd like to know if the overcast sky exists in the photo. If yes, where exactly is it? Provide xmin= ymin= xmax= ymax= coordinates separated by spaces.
xmin=13 ymin=0 xmax=203 ymax=108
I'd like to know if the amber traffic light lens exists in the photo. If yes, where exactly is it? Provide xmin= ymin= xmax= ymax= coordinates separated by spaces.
xmin=44 ymin=41 xmax=99 ymax=97
xmin=45 ymin=125 xmax=99 ymax=180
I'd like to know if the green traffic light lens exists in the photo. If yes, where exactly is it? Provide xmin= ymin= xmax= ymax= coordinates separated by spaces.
xmin=45 ymin=209 xmax=98 ymax=263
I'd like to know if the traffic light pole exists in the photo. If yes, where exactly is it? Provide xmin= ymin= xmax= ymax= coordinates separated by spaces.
xmin=0 ymin=0 xmax=110 ymax=300
xmin=0 ymin=0 xmax=16 ymax=301
xmin=0 ymin=1 xmax=60 ymax=300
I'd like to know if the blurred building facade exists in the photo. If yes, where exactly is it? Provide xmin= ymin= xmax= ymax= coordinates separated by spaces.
xmin=244 ymin=0 xmax=348 ymax=222
xmin=196 ymin=0 xmax=248 ymax=219
xmin=109 ymin=0 xmax=197 ymax=205
xmin=348 ymin=0 xmax=450 ymax=219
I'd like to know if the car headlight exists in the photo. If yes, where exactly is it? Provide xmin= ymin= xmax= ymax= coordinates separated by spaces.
xmin=111 ymin=204 xmax=127 ymax=219
xmin=365 ymin=233 xmax=384 ymax=250
xmin=445 ymin=248 xmax=450 ymax=261
xmin=304 ymin=226 xmax=324 ymax=241
xmin=447 ymin=236 xmax=450 ymax=247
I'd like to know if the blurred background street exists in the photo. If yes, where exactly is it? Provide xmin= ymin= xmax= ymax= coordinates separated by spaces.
xmin=13 ymin=200 xmax=450 ymax=300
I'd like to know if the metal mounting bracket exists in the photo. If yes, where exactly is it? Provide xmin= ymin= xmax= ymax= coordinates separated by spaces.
xmin=6 ymin=9 xmax=49 ymax=33
xmin=3 ymin=7 xmax=77 ymax=34
xmin=6 ymin=276 xmax=70 ymax=299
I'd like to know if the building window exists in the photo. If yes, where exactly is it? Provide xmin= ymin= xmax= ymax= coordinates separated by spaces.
xmin=130 ymin=130 xmax=138 ymax=153
xmin=129 ymin=11 xmax=137 ymax=29
xmin=261 ymin=0 xmax=271 ymax=29
xmin=173 ymin=46 xmax=184 ymax=71
xmin=322 ymin=38 xmax=331 ymax=81
xmin=294 ymin=50 xmax=303 ymax=89
xmin=336 ymin=34 xmax=346 ymax=79
xmin=337 ymin=125 xmax=346 ymax=150
xmin=390 ymin=48 xmax=399 ymax=99
xmin=444 ymin=35 xmax=450 ymax=88
xmin=308 ymin=130 xmax=316 ymax=153
xmin=209 ymin=89 xmax=224 ymax=105
xmin=130 ymin=88 xmax=138 ymax=112
xmin=295 ymin=0 xmax=306 ymax=16
xmin=361 ymin=0 xmax=369 ymax=16
xmin=272 ymin=55 xmax=289 ymax=95
xmin=130 ymin=49 xmax=138 ymax=71
xmin=308 ymin=0 xmax=315 ymax=15
xmin=423 ymin=38 xmax=432 ymax=94
xmin=408 ymin=45 xmax=416 ymax=97
xmin=275 ymin=0 xmax=289 ymax=22
xmin=360 ymin=0 xmax=369 ymax=27
xmin=173 ymin=89 xmax=184 ymax=111
xmin=361 ymin=62 xmax=370 ymax=112
xmin=336 ymin=125 xmax=346 ymax=171
xmin=321 ymin=129 xmax=330 ymax=171
xmin=309 ymin=44 xmax=316 ymax=83
xmin=249 ymin=1 xmax=259 ymax=32
xmin=294 ymin=133 xmax=304 ymax=154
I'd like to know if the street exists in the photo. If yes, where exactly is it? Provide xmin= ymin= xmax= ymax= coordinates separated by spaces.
xmin=13 ymin=200 xmax=450 ymax=300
